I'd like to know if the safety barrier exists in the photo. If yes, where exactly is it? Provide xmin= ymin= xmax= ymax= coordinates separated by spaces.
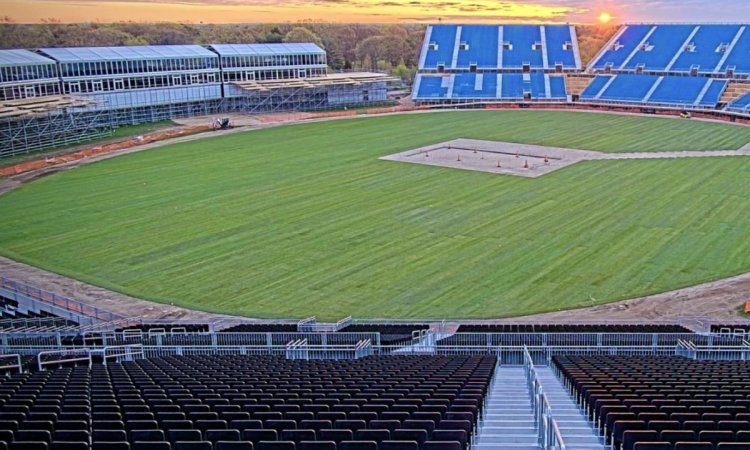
xmin=676 ymin=339 xmax=750 ymax=360
xmin=97 ymin=331 xmax=381 ymax=347
xmin=524 ymin=347 xmax=566 ymax=450
xmin=0 ymin=354 xmax=22 ymax=374
xmin=102 ymin=344 xmax=144 ymax=365
xmin=37 ymin=348 xmax=94 ymax=371
xmin=0 ymin=316 xmax=72 ymax=330
xmin=437 ymin=332 xmax=703 ymax=347
xmin=286 ymin=338 xmax=372 ymax=360
xmin=298 ymin=316 xmax=353 ymax=333
xmin=0 ymin=276 xmax=123 ymax=323
xmin=133 ymin=342 xmax=374 ymax=360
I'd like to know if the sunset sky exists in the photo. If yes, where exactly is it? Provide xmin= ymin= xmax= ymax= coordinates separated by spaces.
xmin=1 ymin=0 xmax=748 ymax=24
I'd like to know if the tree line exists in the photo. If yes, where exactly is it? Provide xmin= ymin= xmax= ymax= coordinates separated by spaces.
xmin=0 ymin=19 xmax=618 ymax=83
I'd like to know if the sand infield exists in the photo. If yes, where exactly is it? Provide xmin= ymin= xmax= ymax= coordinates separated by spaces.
xmin=381 ymin=138 xmax=750 ymax=178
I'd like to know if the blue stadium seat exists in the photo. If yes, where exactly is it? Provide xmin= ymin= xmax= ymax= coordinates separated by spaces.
xmin=544 ymin=25 xmax=578 ymax=68
xmin=720 ymin=27 xmax=750 ymax=75
xmin=592 ymin=25 xmax=653 ymax=70
xmin=502 ymin=25 xmax=543 ymax=68
xmin=648 ymin=76 xmax=708 ymax=105
xmin=548 ymin=75 xmax=567 ymax=99
xmin=624 ymin=25 xmax=695 ymax=71
xmin=413 ymin=75 xmax=451 ymax=100
xmin=451 ymin=73 xmax=498 ymax=99
xmin=671 ymin=25 xmax=742 ymax=73
xmin=726 ymin=91 xmax=750 ymax=113
xmin=456 ymin=26 xmax=499 ymax=69
xmin=581 ymin=75 xmax=613 ymax=99
xmin=422 ymin=25 xmax=458 ymax=70
xmin=597 ymin=74 xmax=659 ymax=102
xmin=500 ymin=73 xmax=524 ymax=99
xmin=582 ymin=75 xmax=728 ymax=107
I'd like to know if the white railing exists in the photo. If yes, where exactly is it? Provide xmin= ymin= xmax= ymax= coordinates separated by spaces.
xmin=102 ymin=344 xmax=144 ymax=365
xmin=297 ymin=316 xmax=353 ymax=333
xmin=524 ymin=346 xmax=566 ymax=450
xmin=0 ymin=354 xmax=22 ymax=374
xmin=37 ymin=348 xmax=93 ymax=371
xmin=0 ymin=276 xmax=123 ymax=322
xmin=677 ymin=339 xmax=750 ymax=360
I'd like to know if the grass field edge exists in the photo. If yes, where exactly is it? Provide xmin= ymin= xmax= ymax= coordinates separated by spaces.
xmin=4 ymin=249 xmax=750 ymax=322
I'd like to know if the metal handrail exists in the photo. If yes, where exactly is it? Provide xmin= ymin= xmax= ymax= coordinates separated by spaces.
xmin=102 ymin=344 xmax=144 ymax=366
xmin=37 ymin=348 xmax=93 ymax=371
xmin=550 ymin=418 xmax=566 ymax=450
xmin=0 ymin=354 xmax=23 ymax=374
xmin=524 ymin=346 xmax=567 ymax=450
xmin=0 ymin=276 xmax=123 ymax=322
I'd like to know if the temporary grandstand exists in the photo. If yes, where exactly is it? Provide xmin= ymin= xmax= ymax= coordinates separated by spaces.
xmin=413 ymin=24 xmax=580 ymax=103
xmin=411 ymin=22 xmax=750 ymax=118
xmin=0 ymin=43 xmax=393 ymax=158
xmin=1 ymin=275 xmax=750 ymax=450
xmin=588 ymin=24 xmax=749 ymax=76
xmin=578 ymin=24 xmax=750 ymax=111
xmin=0 ymin=49 xmax=113 ymax=155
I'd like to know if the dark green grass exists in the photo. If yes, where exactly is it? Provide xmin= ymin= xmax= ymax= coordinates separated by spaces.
xmin=1 ymin=111 xmax=750 ymax=319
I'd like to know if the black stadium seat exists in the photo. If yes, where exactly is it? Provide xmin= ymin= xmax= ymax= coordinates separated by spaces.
xmin=633 ymin=443 xmax=672 ymax=450
xmin=132 ymin=442 xmax=170 ymax=450
xmin=257 ymin=441 xmax=296 ymax=450
xmin=380 ymin=441 xmax=419 ymax=450
xmin=0 ymin=354 xmax=495 ymax=450
xmin=216 ymin=443 xmax=254 ymax=450
xmin=339 ymin=441 xmax=378 ymax=450
xmin=173 ymin=443 xmax=213 ymax=450
xmin=673 ymin=444 xmax=713 ymax=450
xmin=297 ymin=442 xmax=337 ymax=450
xmin=554 ymin=355 xmax=750 ymax=450
xmin=51 ymin=443 xmax=89 ymax=450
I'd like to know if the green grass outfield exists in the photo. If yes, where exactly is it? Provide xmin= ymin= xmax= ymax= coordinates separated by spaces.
xmin=2 ymin=110 xmax=750 ymax=320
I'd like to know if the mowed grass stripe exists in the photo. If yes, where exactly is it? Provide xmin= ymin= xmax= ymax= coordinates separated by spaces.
xmin=1 ymin=111 xmax=750 ymax=319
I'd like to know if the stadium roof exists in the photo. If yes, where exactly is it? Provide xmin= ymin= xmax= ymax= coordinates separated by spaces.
xmin=38 ymin=45 xmax=218 ymax=63
xmin=0 ymin=49 xmax=56 ymax=67
xmin=210 ymin=43 xmax=325 ymax=57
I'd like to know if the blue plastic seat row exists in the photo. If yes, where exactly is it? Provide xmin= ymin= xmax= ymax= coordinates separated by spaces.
xmin=420 ymin=24 xmax=580 ymax=71
xmin=726 ymin=92 xmax=750 ymax=113
xmin=580 ymin=74 xmax=727 ymax=107
xmin=412 ymin=73 xmax=568 ymax=101
xmin=590 ymin=24 xmax=750 ymax=75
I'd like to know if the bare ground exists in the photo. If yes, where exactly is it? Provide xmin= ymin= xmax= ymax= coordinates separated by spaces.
xmin=0 ymin=256 xmax=228 ymax=320
xmin=1 ymin=112 xmax=750 ymax=323
xmin=382 ymin=138 xmax=750 ymax=179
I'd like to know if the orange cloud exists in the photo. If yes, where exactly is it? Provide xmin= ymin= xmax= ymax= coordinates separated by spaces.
xmin=3 ymin=0 xmax=591 ymax=24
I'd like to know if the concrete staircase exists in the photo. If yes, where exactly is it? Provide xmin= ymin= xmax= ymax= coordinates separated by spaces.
xmin=476 ymin=366 xmax=541 ymax=450
xmin=536 ymin=367 xmax=604 ymax=450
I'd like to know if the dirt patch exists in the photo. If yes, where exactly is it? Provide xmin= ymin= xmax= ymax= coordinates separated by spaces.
xmin=1 ymin=254 xmax=749 ymax=323
xmin=0 ymin=256 xmax=228 ymax=321
xmin=494 ymin=273 xmax=750 ymax=324
xmin=382 ymin=138 xmax=750 ymax=179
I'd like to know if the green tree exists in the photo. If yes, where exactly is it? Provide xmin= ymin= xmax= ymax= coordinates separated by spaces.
xmin=284 ymin=27 xmax=324 ymax=49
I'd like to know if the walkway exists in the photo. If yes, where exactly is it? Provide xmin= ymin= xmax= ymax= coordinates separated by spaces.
xmin=476 ymin=366 xmax=541 ymax=450
xmin=536 ymin=367 xmax=604 ymax=450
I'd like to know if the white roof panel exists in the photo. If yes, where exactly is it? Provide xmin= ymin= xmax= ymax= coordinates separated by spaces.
xmin=210 ymin=43 xmax=325 ymax=57
xmin=0 ymin=49 xmax=56 ymax=67
xmin=39 ymin=45 xmax=217 ymax=63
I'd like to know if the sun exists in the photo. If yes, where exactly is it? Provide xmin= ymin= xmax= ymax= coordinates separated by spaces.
xmin=598 ymin=12 xmax=612 ymax=24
